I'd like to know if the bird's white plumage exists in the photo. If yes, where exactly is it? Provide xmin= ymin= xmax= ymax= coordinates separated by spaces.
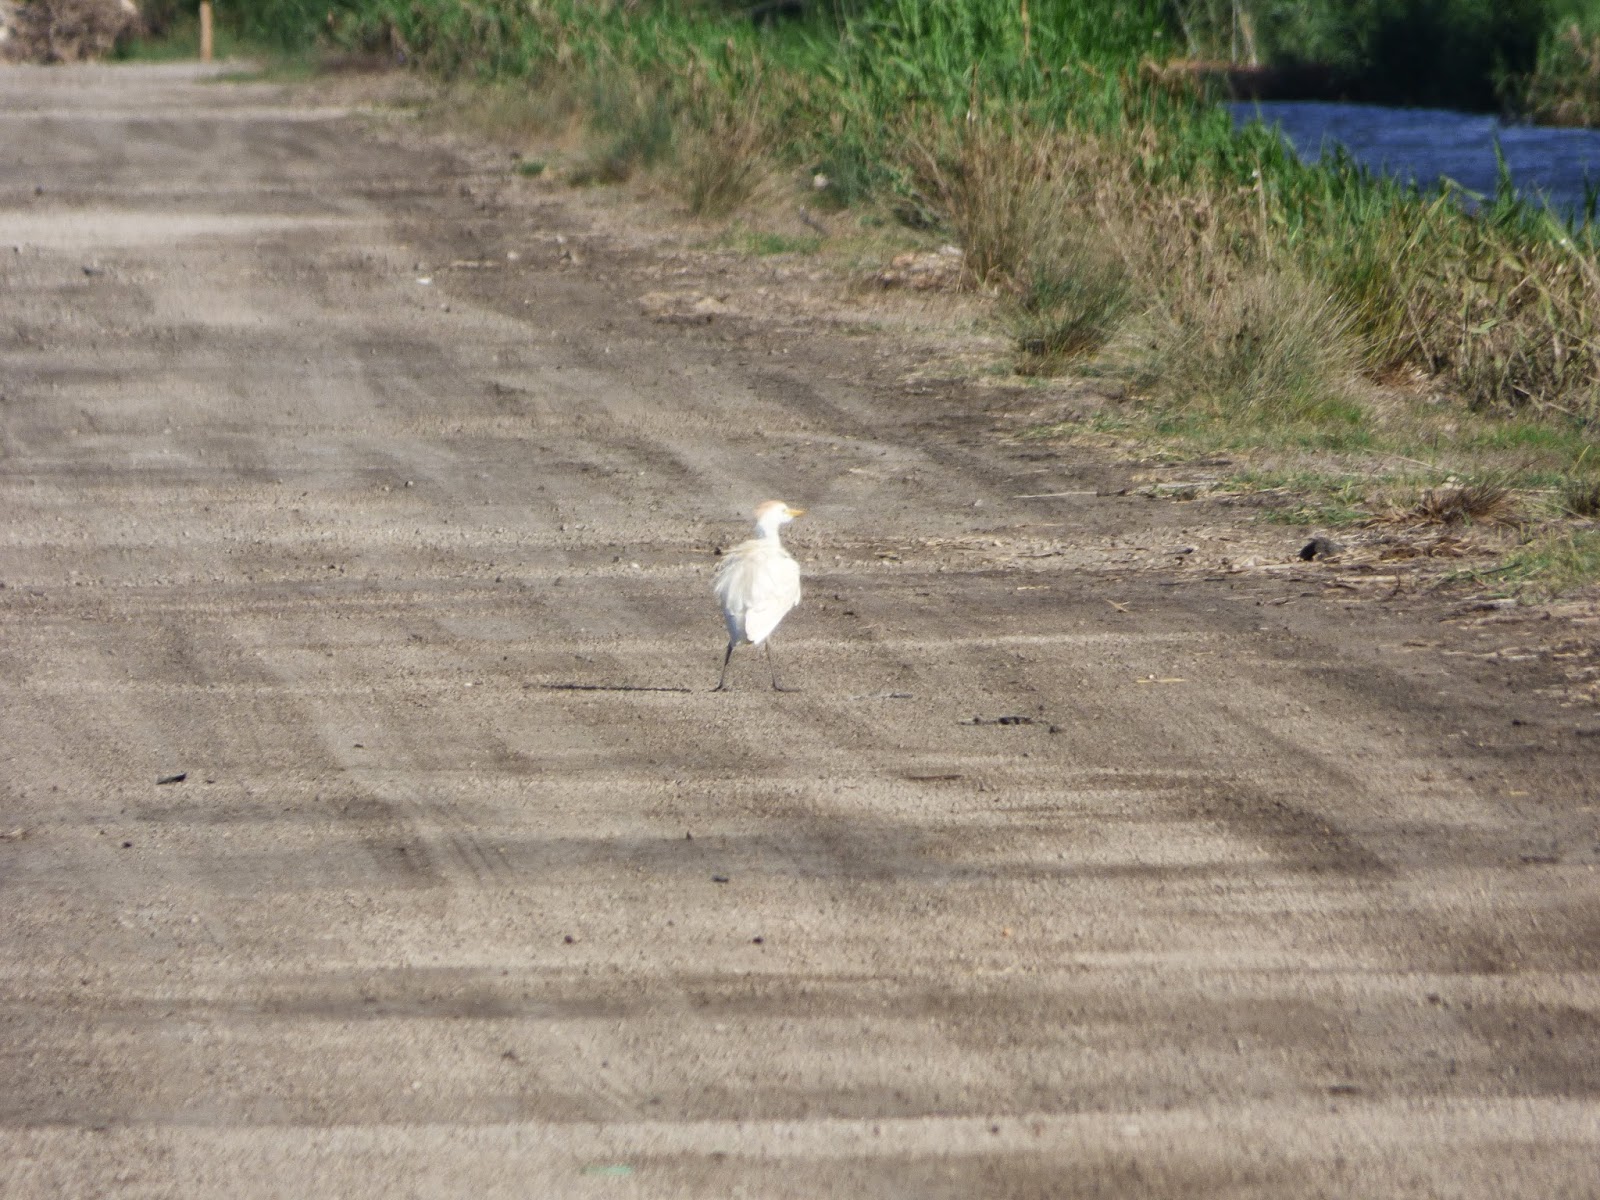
xmin=714 ymin=536 xmax=801 ymax=646
xmin=712 ymin=501 xmax=804 ymax=690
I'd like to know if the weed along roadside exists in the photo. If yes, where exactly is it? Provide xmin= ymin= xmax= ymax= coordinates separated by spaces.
xmin=171 ymin=0 xmax=1600 ymax=598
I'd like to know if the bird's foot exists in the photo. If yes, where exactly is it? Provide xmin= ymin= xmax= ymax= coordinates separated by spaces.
xmin=772 ymin=683 xmax=802 ymax=693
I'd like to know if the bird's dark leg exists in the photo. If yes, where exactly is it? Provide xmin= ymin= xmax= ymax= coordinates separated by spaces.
xmin=714 ymin=641 xmax=736 ymax=692
xmin=766 ymin=640 xmax=800 ymax=692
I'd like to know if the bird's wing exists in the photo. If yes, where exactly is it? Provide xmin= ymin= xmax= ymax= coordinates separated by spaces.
xmin=711 ymin=540 xmax=755 ymax=609
xmin=714 ymin=541 xmax=801 ymax=645
xmin=741 ymin=553 xmax=800 ymax=645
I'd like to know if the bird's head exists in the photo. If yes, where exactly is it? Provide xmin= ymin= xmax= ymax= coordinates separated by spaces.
xmin=753 ymin=499 xmax=804 ymax=535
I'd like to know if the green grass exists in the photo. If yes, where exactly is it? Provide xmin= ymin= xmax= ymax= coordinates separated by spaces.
xmin=1525 ymin=18 xmax=1600 ymax=125
xmin=1462 ymin=419 xmax=1596 ymax=453
xmin=1482 ymin=528 xmax=1600 ymax=594
xmin=737 ymin=231 xmax=822 ymax=257
xmin=116 ymin=14 xmax=260 ymax=63
xmin=1240 ymin=470 xmax=1376 ymax=527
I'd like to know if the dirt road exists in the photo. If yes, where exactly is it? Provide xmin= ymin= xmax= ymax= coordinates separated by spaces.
xmin=2 ymin=64 xmax=1598 ymax=1197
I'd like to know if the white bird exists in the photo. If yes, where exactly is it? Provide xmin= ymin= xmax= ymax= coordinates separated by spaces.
xmin=713 ymin=500 xmax=805 ymax=692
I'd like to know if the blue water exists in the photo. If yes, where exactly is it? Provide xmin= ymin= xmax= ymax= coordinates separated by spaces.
xmin=1228 ymin=100 xmax=1600 ymax=222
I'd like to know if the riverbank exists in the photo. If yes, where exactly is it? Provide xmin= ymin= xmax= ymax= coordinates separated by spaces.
xmin=146 ymin=0 xmax=1600 ymax=594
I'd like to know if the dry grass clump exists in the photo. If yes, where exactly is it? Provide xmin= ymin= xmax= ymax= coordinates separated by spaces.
xmin=1009 ymin=233 xmax=1134 ymax=371
xmin=2 ymin=0 xmax=137 ymax=62
xmin=567 ymin=71 xmax=675 ymax=187
xmin=898 ymin=120 xmax=1147 ymax=375
xmin=678 ymin=99 xmax=769 ymax=218
xmin=898 ymin=106 xmax=1600 ymax=427
xmin=1416 ymin=225 xmax=1600 ymax=419
xmin=1131 ymin=266 xmax=1367 ymax=429
xmin=1001 ymin=131 xmax=1139 ymax=371
xmin=901 ymin=118 xmax=1141 ymax=374
xmin=901 ymin=118 xmax=1139 ymax=369
xmin=1410 ymin=479 xmax=1521 ymax=526
xmin=1100 ymin=159 xmax=1370 ymax=431
xmin=903 ymin=117 xmax=1074 ymax=288
xmin=906 ymin=107 xmax=1599 ymax=431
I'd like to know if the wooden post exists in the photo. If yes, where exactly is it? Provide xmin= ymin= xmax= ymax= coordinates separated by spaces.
xmin=199 ymin=1 xmax=213 ymax=63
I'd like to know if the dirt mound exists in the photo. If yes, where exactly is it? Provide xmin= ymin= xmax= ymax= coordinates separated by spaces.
xmin=1 ymin=0 xmax=140 ymax=63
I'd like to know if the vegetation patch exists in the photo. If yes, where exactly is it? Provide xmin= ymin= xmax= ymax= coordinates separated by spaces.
xmin=1561 ymin=476 xmax=1600 ymax=516
xmin=566 ymin=71 xmax=675 ymax=186
xmin=1128 ymin=268 xmax=1366 ymax=432
xmin=1524 ymin=20 xmax=1600 ymax=126
xmin=733 ymin=230 xmax=822 ymax=257
xmin=678 ymin=99 xmax=769 ymax=218
xmin=1008 ymin=241 xmax=1134 ymax=373
xmin=187 ymin=0 xmax=1600 ymax=591
xmin=1483 ymin=528 xmax=1600 ymax=595
xmin=1410 ymin=479 xmax=1522 ymax=527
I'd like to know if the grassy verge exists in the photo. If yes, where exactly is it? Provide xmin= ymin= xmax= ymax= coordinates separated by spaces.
xmin=1031 ymin=393 xmax=1600 ymax=596
xmin=204 ymin=0 xmax=1600 ymax=594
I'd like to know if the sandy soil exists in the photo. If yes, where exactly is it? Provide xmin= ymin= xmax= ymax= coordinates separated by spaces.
xmin=2 ymin=62 xmax=1599 ymax=1198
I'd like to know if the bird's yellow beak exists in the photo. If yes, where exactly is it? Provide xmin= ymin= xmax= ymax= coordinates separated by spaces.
xmin=787 ymin=506 xmax=806 ymax=518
